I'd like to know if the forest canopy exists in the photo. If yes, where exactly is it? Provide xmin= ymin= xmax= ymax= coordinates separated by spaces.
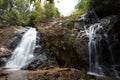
xmin=0 ymin=0 xmax=60 ymax=27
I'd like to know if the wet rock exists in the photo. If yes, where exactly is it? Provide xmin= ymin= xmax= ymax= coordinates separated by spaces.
xmin=24 ymin=60 xmax=48 ymax=70
xmin=71 ymin=11 xmax=120 ymax=77
xmin=6 ymin=27 xmax=29 ymax=50
xmin=22 ymin=53 xmax=49 ymax=70
xmin=34 ymin=46 xmax=42 ymax=54
xmin=33 ymin=32 xmax=45 ymax=56
xmin=0 ymin=50 xmax=12 ymax=58
xmin=0 ymin=69 xmax=9 ymax=76
xmin=100 ymin=15 xmax=118 ymax=32
xmin=0 ymin=48 xmax=12 ymax=66
xmin=22 ymin=50 xmax=58 ymax=70
xmin=0 ymin=57 xmax=8 ymax=66
xmin=0 ymin=50 xmax=11 ymax=66
xmin=105 ymin=16 xmax=120 ymax=65
xmin=82 ymin=11 xmax=99 ymax=25
xmin=34 ymin=43 xmax=45 ymax=56
xmin=0 ymin=49 xmax=12 ymax=66
xmin=7 ymin=36 xmax=22 ymax=50
xmin=99 ymin=15 xmax=120 ymax=66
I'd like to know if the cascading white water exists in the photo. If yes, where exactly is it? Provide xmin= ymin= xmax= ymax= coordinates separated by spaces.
xmin=84 ymin=23 xmax=105 ymax=76
xmin=81 ymin=11 xmax=119 ymax=78
xmin=5 ymin=27 xmax=37 ymax=70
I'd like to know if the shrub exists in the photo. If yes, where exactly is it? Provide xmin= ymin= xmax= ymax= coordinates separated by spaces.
xmin=44 ymin=1 xmax=60 ymax=19
xmin=31 ymin=1 xmax=60 ymax=26
xmin=31 ymin=1 xmax=46 ymax=25
xmin=69 ymin=0 xmax=89 ymax=20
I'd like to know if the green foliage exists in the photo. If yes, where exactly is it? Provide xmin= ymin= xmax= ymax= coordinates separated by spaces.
xmin=44 ymin=2 xmax=60 ymax=19
xmin=69 ymin=0 xmax=89 ymax=20
xmin=0 ymin=0 xmax=3 ymax=7
xmin=46 ymin=45 xmax=54 ymax=56
xmin=62 ymin=20 xmax=74 ymax=29
xmin=43 ymin=1 xmax=60 ymax=19
xmin=75 ymin=0 xmax=89 ymax=12
xmin=0 ymin=0 xmax=31 ymax=27
xmin=31 ymin=1 xmax=60 ymax=25
xmin=44 ymin=2 xmax=54 ymax=18
xmin=54 ymin=7 xmax=61 ymax=18
xmin=0 ymin=0 xmax=60 ymax=27
xmin=5 ymin=8 xmax=19 ymax=25
xmin=69 ymin=10 xmax=84 ymax=20
xmin=0 ymin=0 xmax=13 ymax=27
xmin=31 ymin=1 xmax=45 ymax=24
xmin=10 ymin=0 xmax=30 ymax=26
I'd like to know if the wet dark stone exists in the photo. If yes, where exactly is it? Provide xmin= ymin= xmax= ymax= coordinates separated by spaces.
xmin=0 ymin=69 xmax=9 ymax=76
xmin=33 ymin=32 xmax=46 ymax=57
xmin=0 ymin=50 xmax=12 ymax=58
xmin=0 ymin=57 xmax=8 ymax=66
xmin=83 ymin=11 xmax=99 ymax=25
xmin=0 ymin=51 xmax=12 ymax=66
xmin=7 ymin=36 xmax=21 ymax=50
xmin=22 ymin=58 xmax=48 ymax=70
xmin=34 ymin=46 xmax=42 ymax=54
xmin=73 ymin=10 xmax=120 ymax=77
xmin=100 ymin=15 xmax=120 ymax=66
xmin=6 ymin=27 xmax=29 ymax=50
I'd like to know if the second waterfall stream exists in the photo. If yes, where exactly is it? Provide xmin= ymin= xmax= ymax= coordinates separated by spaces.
xmin=5 ymin=27 xmax=37 ymax=70
xmin=81 ymin=11 xmax=119 ymax=78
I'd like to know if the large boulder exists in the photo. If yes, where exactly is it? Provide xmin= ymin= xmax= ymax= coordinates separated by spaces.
xmin=39 ymin=22 xmax=87 ymax=68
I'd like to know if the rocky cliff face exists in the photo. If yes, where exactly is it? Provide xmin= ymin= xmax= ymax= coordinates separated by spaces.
xmin=98 ymin=15 xmax=120 ymax=68
xmin=105 ymin=16 xmax=120 ymax=65
xmin=0 ymin=12 xmax=119 ymax=79
xmin=72 ymin=11 xmax=120 ymax=77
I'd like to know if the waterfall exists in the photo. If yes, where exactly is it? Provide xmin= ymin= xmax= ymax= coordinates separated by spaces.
xmin=5 ymin=27 xmax=37 ymax=70
xmin=85 ymin=23 xmax=105 ymax=76
xmin=81 ymin=11 xmax=119 ymax=78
